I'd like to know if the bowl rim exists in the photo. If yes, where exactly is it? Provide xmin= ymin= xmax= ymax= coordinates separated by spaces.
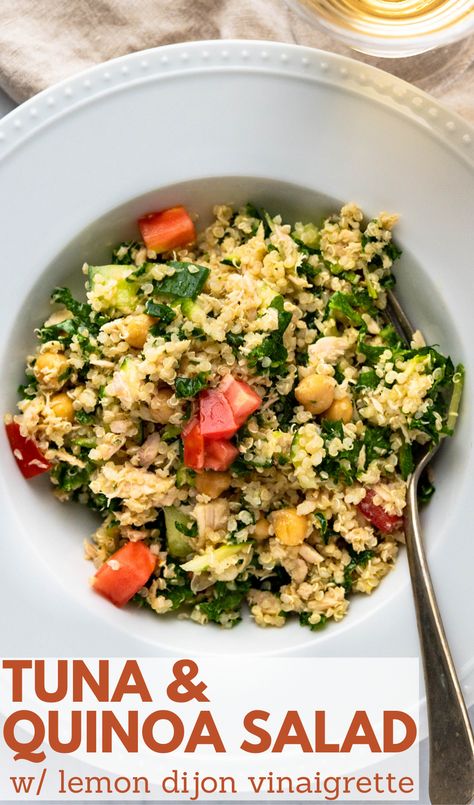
xmin=0 ymin=39 xmax=473 ymax=166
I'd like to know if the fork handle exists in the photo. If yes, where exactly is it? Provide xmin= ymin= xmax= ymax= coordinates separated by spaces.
xmin=405 ymin=476 xmax=474 ymax=804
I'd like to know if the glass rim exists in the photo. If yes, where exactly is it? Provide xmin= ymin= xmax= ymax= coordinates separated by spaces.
xmin=286 ymin=0 xmax=474 ymax=57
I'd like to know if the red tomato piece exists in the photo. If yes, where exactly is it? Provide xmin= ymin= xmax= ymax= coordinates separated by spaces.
xmin=182 ymin=416 xmax=205 ymax=471
xmin=199 ymin=389 xmax=238 ymax=440
xmin=92 ymin=541 xmax=156 ymax=608
xmin=219 ymin=376 xmax=261 ymax=427
xmin=203 ymin=439 xmax=239 ymax=472
xmin=357 ymin=489 xmax=403 ymax=534
xmin=138 ymin=206 xmax=196 ymax=253
xmin=5 ymin=422 xmax=51 ymax=479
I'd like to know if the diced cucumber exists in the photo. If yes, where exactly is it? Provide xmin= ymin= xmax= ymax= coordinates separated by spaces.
xmin=73 ymin=437 xmax=97 ymax=449
xmin=290 ymin=432 xmax=300 ymax=461
xmin=181 ymin=543 xmax=250 ymax=574
xmin=176 ymin=465 xmax=195 ymax=488
xmin=163 ymin=506 xmax=195 ymax=559
xmin=88 ymin=264 xmax=140 ymax=313
xmin=161 ymin=424 xmax=181 ymax=442
xmin=181 ymin=298 xmax=207 ymax=328
xmin=257 ymin=281 xmax=279 ymax=313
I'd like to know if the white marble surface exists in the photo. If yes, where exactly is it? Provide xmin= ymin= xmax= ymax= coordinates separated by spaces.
xmin=1 ymin=82 xmax=471 ymax=805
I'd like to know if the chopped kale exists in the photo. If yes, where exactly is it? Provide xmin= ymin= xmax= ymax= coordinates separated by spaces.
xmin=356 ymin=367 xmax=379 ymax=390
xmin=342 ymin=544 xmax=374 ymax=595
xmin=86 ymin=493 xmax=121 ymax=513
xmin=38 ymin=288 xmax=106 ymax=352
xmin=51 ymin=460 xmax=92 ymax=493
xmin=361 ymin=231 xmax=402 ymax=265
xmin=318 ymin=420 xmax=390 ymax=483
xmin=399 ymin=442 xmax=414 ymax=481
xmin=299 ymin=612 xmax=328 ymax=631
xmin=51 ymin=287 xmax=92 ymax=324
xmin=154 ymin=261 xmax=209 ymax=299
xmin=264 ymin=564 xmax=291 ymax=592
xmin=408 ymin=349 xmax=456 ymax=441
xmin=314 ymin=512 xmax=329 ymax=544
xmin=37 ymin=316 xmax=77 ymax=346
xmin=243 ymin=203 xmax=274 ymax=237
xmin=230 ymin=456 xmax=252 ymax=476
xmin=112 ymin=240 xmax=142 ymax=264
xmin=272 ymin=390 xmax=297 ymax=430
xmin=319 ymin=420 xmax=360 ymax=484
xmin=166 ymin=585 xmax=196 ymax=610
xmin=270 ymin=295 xmax=292 ymax=332
xmin=75 ymin=409 xmax=96 ymax=425
xmin=175 ymin=372 xmax=208 ymax=398
xmin=327 ymin=291 xmax=364 ymax=327
xmin=358 ymin=338 xmax=387 ymax=366
xmin=226 ymin=330 xmax=245 ymax=356
xmin=221 ymin=256 xmax=241 ymax=267
xmin=295 ymin=348 xmax=309 ymax=367
xmin=248 ymin=296 xmax=291 ymax=377
xmin=297 ymin=259 xmax=320 ymax=280
xmin=18 ymin=376 xmax=38 ymax=400
xmin=156 ymin=566 xmax=196 ymax=611
xmin=196 ymin=580 xmax=251 ymax=626
xmin=145 ymin=300 xmax=176 ymax=323
xmin=363 ymin=426 xmax=391 ymax=464
xmin=380 ymin=274 xmax=396 ymax=289
xmin=379 ymin=324 xmax=401 ymax=347
xmin=131 ymin=593 xmax=150 ymax=608
xmin=384 ymin=241 xmax=402 ymax=262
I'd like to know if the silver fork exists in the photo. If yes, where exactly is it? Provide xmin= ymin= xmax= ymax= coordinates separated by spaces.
xmin=385 ymin=289 xmax=474 ymax=805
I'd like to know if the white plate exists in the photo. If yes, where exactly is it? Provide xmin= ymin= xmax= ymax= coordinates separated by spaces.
xmin=0 ymin=41 xmax=473 ymax=687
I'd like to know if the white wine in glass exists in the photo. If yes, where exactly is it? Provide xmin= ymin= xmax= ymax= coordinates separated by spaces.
xmin=289 ymin=0 xmax=474 ymax=56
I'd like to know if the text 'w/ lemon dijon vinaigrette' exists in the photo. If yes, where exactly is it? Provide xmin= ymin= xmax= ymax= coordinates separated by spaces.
xmin=288 ymin=0 xmax=474 ymax=56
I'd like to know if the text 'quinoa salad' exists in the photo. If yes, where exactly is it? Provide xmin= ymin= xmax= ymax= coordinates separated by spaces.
xmin=6 ymin=202 xmax=463 ymax=630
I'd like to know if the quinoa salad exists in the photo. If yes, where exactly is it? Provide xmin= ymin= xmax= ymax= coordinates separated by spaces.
xmin=6 ymin=202 xmax=463 ymax=630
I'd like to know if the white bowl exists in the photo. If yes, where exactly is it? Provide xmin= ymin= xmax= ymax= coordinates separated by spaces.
xmin=0 ymin=41 xmax=473 ymax=679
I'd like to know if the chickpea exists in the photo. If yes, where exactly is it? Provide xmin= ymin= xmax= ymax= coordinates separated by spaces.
xmin=195 ymin=471 xmax=231 ymax=499
xmin=150 ymin=388 xmax=175 ymax=424
xmin=124 ymin=314 xmax=156 ymax=349
xmin=295 ymin=374 xmax=336 ymax=415
xmin=272 ymin=508 xmax=308 ymax=546
xmin=49 ymin=392 xmax=74 ymax=422
xmin=254 ymin=517 xmax=270 ymax=541
xmin=34 ymin=352 xmax=69 ymax=388
xmin=323 ymin=396 xmax=353 ymax=424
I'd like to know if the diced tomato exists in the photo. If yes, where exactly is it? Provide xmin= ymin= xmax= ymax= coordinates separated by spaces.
xmin=357 ymin=489 xmax=403 ymax=534
xmin=218 ymin=376 xmax=261 ymax=427
xmin=138 ymin=206 xmax=196 ymax=253
xmin=203 ymin=439 xmax=239 ymax=472
xmin=92 ymin=541 xmax=156 ymax=607
xmin=182 ymin=416 xmax=205 ymax=471
xmin=199 ymin=389 xmax=238 ymax=440
xmin=5 ymin=422 xmax=51 ymax=479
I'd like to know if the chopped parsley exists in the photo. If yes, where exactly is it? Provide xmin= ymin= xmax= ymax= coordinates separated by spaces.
xmin=175 ymin=373 xmax=209 ymax=399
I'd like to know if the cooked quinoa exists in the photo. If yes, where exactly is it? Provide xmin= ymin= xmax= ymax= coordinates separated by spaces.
xmin=8 ymin=202 xmax=463 ymax=629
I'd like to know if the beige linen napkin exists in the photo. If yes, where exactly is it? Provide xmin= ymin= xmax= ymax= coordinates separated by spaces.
xmin=0 ymin=0 xmax=473 ymax=122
